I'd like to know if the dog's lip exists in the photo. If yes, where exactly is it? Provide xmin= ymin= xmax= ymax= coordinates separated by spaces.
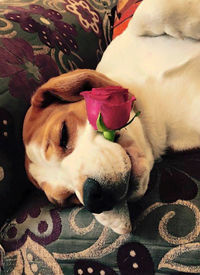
xmin=125 ymin=149 xmax=138 ymax=198
xmin=86 ymin=203 xmax=114 ymax=214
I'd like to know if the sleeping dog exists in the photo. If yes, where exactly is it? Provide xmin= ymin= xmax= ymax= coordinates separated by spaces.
xmin=23 ymin=0 xmax=200 ymax=234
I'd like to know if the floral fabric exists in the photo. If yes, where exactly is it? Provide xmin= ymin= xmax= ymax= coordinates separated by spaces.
xmin=112 ymin=0 xmax=142 ymax=39
xmin=0 ymin=0 xmax=117 ymax=229
xmin=1 ymin=0 xmax=200 ymax=274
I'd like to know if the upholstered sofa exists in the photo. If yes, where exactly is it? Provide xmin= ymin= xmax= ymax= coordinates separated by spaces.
xmin=0 ymin=0 xmax=200 ymax=274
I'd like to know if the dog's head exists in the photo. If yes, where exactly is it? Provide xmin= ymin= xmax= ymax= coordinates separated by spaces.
xmin=23 ymin=69 xmax=151 ymax=214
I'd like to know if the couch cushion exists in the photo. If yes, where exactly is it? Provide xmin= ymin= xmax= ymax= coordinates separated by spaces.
xmin=0 ymin=0 xmax=117 ymax=227
xmin=1 ymin=149 xmax=200 ymax=274
xmin=113 ymin=0 xmax=142 ymax=39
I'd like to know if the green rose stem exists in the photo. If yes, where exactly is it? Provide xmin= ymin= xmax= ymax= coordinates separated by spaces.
xmin=96 ymin=111 xmax=141 ymax=142
xmin=115 ymin=111 xmax=141 ymax=130
xmin=96 ymin=113 xmax=116 ymax=141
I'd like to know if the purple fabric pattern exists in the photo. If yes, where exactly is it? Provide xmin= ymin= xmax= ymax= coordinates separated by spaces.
xmin=149 ymin=149 xmax=199 ymax=203
xmin=74 ymin=242 xmax=154 ymax=275
xmin=1 ymin=199 xmax=62 ymax=252
xmin=0 ymin=38 xmax=59 ymax=103
xmin=65 ymin=0 xmax=102 ymax=36
xmin=5 ymin=4 xmax=78 ymax=55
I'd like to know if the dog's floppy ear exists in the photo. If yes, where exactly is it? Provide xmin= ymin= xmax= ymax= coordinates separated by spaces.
xmin=31 ymin=69 xmax=119 ymax=108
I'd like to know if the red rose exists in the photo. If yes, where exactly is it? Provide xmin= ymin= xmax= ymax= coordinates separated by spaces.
xmin=80 ymin=86 xmax=136 ymax=130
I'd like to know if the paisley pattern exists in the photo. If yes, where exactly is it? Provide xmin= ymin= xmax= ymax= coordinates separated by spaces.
xmin=2 ymin=147 xmax=200 ymax=275
xmin=74 ymin=260 xmax=117 ymax=275
xmin=1 ymin=0 xmax=200 ymax=274
xmin=0 ymin=37 xmax=59 ymax=103
xmin=117 ymin=242 xmax=154 ymax=274
xmin=4 ymin=236 xmax=63 ymax=274
xmin=1 ymin=195 xmax=62 ymax=252
xmin=5 ymin=4 xmax=79 ymax=54
xmin=0 ymin=0 xmax=117 ymax=250
xmin=158 ymin=243 xmax=200 ymax=273
xmin=65 ymin=0 xmax=101 ymax=36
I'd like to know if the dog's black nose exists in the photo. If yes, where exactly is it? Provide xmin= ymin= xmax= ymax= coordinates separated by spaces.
xmin=83 ymin=178 xmax=114 ymax=214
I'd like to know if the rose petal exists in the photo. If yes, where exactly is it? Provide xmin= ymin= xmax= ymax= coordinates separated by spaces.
xmin=84 ymin=97 xmax=102 ymax=130
xmin=91 ymin=86 xmax=127 ymax=93
xmin=101 ymin=96 xmax=135 ymax=129
xmin=81 ymin=91 xmax=111 ymax=101
xmin=81 ymin=86 xmax=131 ymax=104
xmin=91 ymin=86 xmax=129 ymax=104
xmin=81 ymin=87 xmax=136 ymax=130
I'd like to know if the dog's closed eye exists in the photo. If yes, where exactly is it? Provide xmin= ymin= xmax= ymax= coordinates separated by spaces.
xmin=60 ymin=121 xmax=68 ymax=150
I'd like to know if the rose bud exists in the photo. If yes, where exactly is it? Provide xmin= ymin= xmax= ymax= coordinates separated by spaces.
xmin=80 ymin=86 xmax=136 ymax=131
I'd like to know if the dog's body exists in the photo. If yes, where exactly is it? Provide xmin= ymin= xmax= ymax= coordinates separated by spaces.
xmin=23 ymin=0 xmax=200 ymax=234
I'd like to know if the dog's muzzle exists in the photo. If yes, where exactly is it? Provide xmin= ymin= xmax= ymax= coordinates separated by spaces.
xmin=83 ymin=175 xmax=130 ymax=214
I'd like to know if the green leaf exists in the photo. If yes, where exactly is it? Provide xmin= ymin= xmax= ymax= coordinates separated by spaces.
xmin=96 ymin=113 xmax=116 ymax=142
xmin=103 ymin=130 xmax=115 ymax=142
xmin=96 ymin=113 xmax=109 ymax=132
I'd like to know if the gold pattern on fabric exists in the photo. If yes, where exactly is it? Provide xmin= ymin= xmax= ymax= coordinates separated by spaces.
xmin=5 ymin=250 xmax=24 ymax=274
xmin=5 ymin=236 xmax=63 ymax=275
xmin=0 ymin=0 xmax=38 ymax=8
xmin=158 ymin=242 xmax=200 ymax=273
xmin=65 ymin=0 xmax=100 ymax=35
xmin=42 ymin=0 xmax=66 ymax=13
xmin=159 ymin=200 xmax=200 ymax=245
xmin=53 ymin=224 xmax=130 ymax=260
xmin=102 ymin=14 xmax=111 ymax=46
xmin=0 ymin=18 xmax=16 ymax=38
xmin=68 ymin=207 xmax=96 ymax=235
xmin=133 ymin=201 xmax=164 ymax=231
xmin=134 ymin=200 xmax=200 ymax=272
xmin=0 ymin=167 xmax=4 ymax=181
xmin=33 ymin=45 xmax=50 ymax=55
